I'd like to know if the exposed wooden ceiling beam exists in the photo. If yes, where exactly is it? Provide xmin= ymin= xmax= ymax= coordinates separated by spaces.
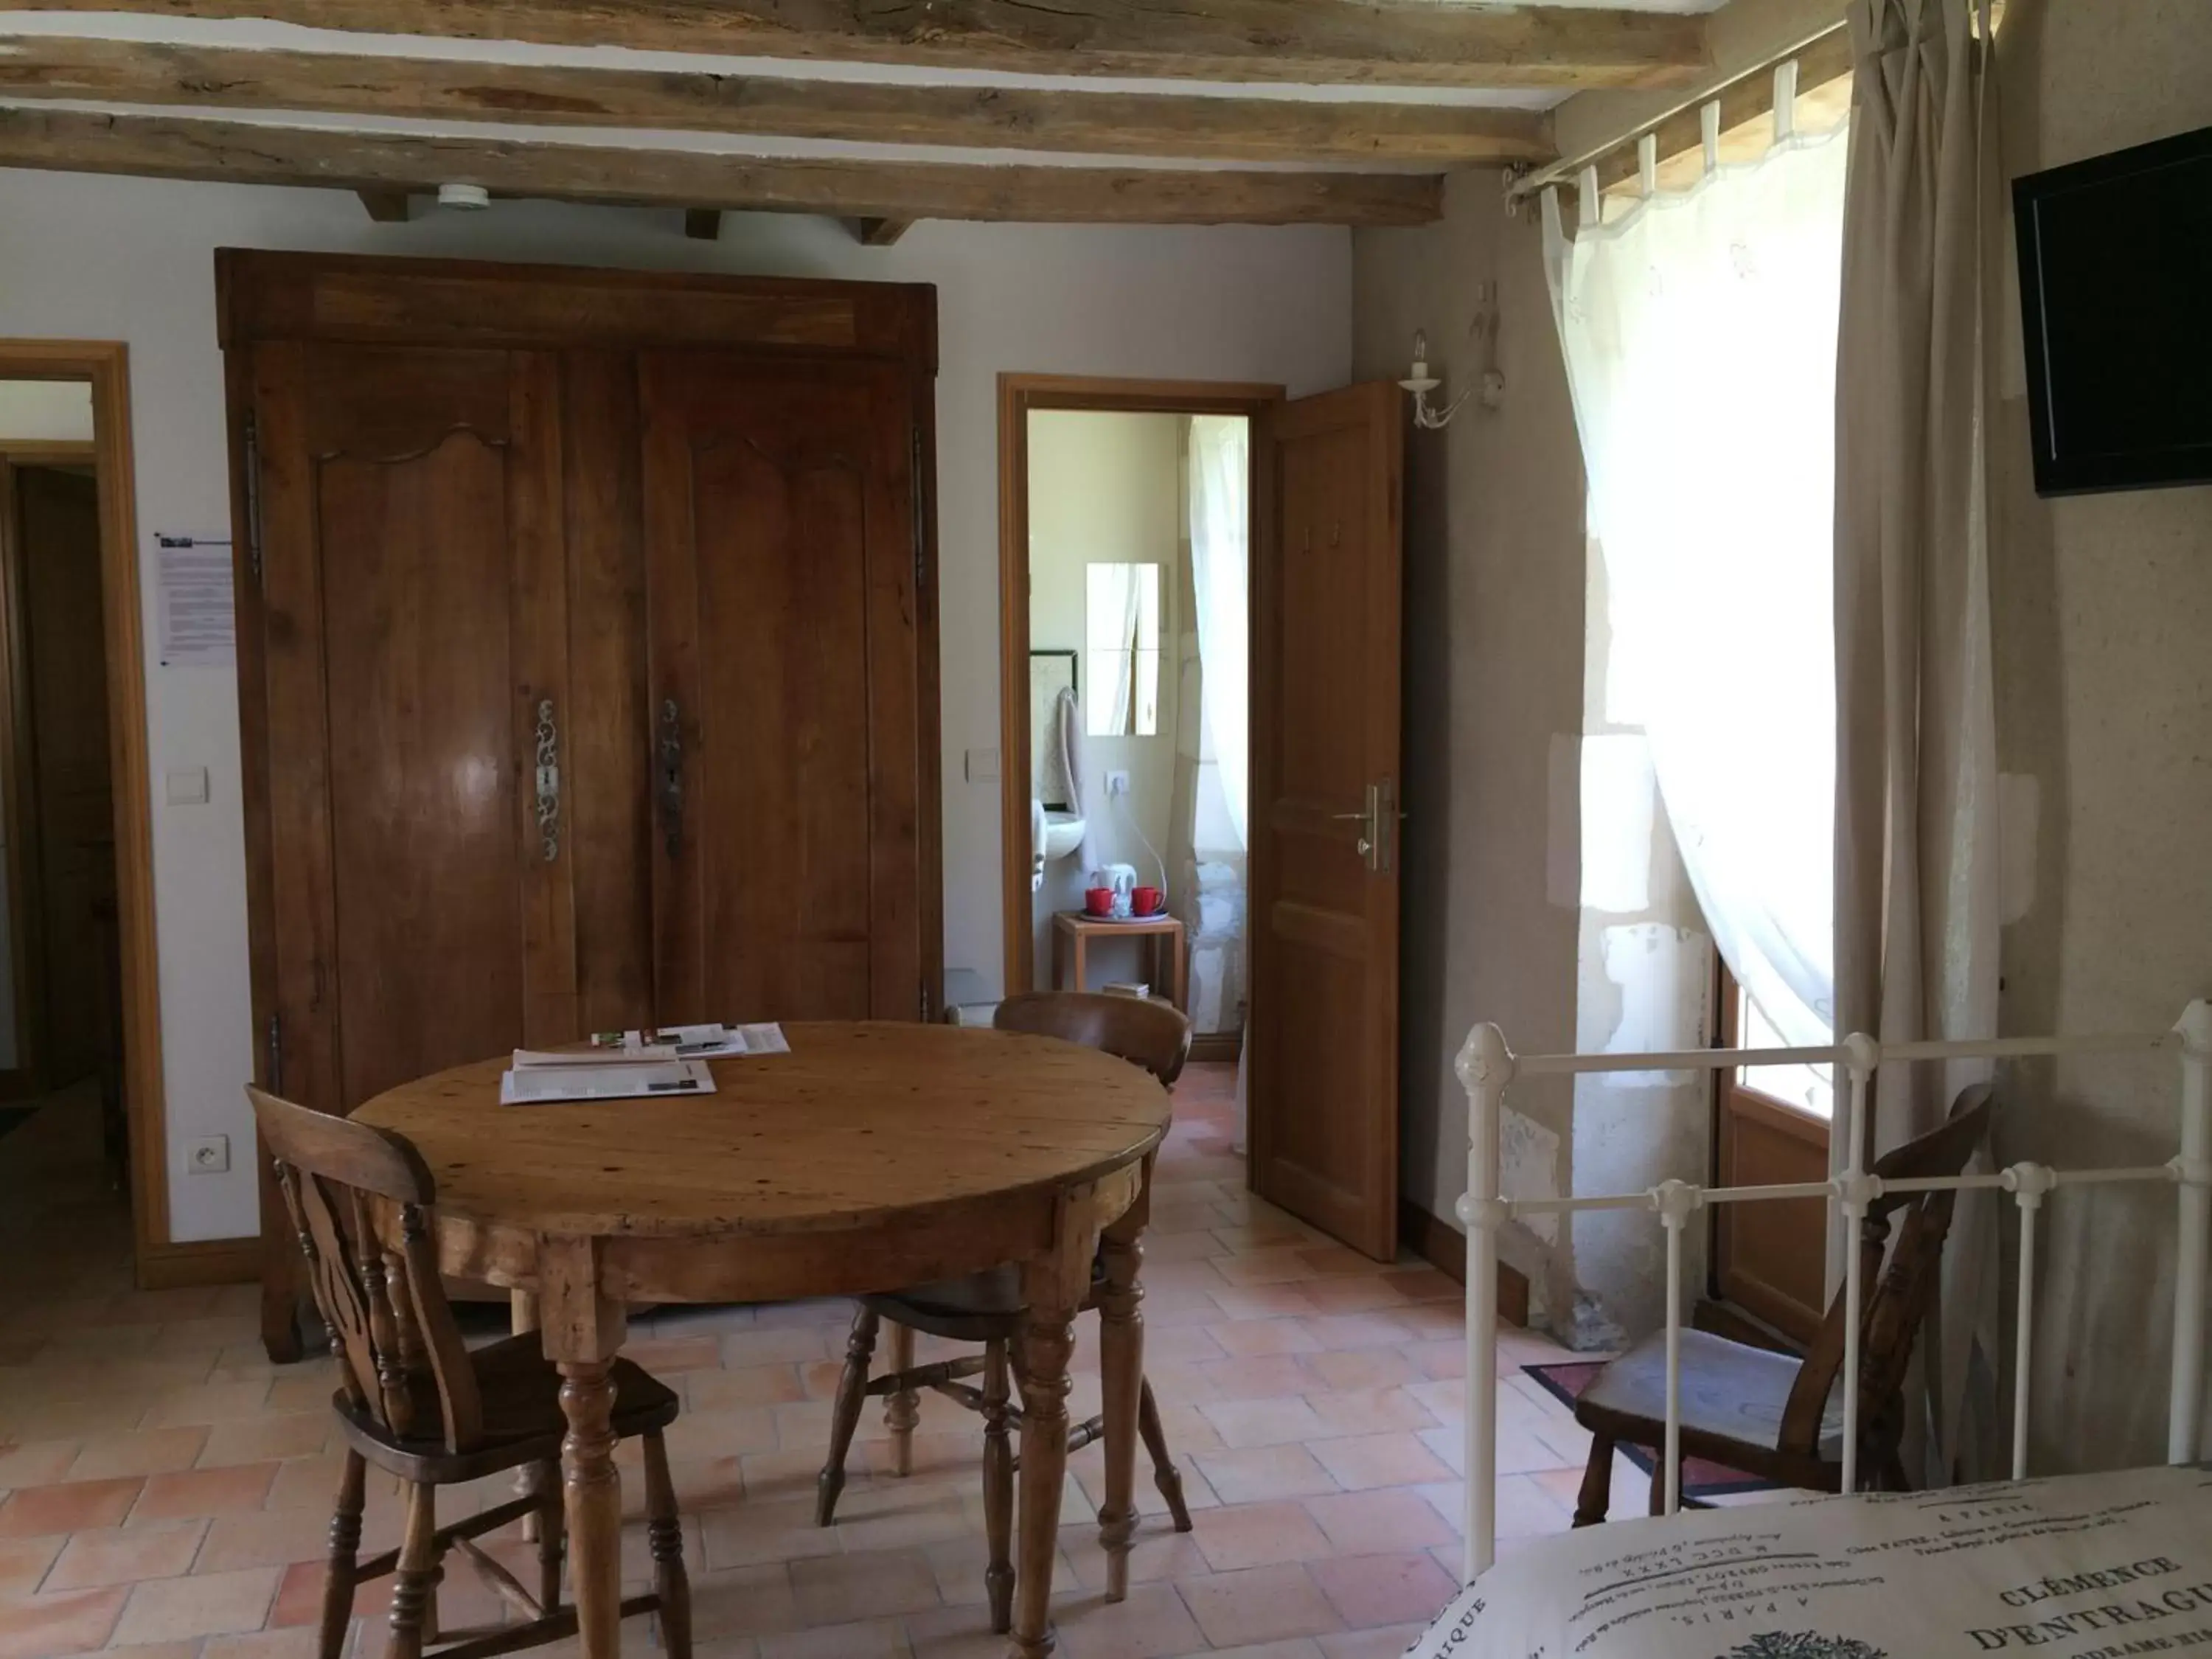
xmin=683 ymin=206 xmax=721 ymax=238
xmin=0 ymin=35 xmax=1558 ymax=167
xmin=10 ymin=0 xmax=1709 ymax=90
xmin=355 ymin=187 xmax=409 ymax=220
xmin=852 ymin=218 xmax=912 ymax=246
xmin=0 ymin=106 xmax=1442 ymax=226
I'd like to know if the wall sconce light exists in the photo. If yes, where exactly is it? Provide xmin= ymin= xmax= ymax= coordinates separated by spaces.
xmin=437 ymin=183 xmax=492 ymax=211
xmin=1398 ymin=330 xmax=1475 ymax=429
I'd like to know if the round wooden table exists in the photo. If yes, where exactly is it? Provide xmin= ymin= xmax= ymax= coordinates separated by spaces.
xmin=353 ymin=1020 xmax=1172 ymax=1659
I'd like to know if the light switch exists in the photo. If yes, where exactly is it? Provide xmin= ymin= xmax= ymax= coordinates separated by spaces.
xmin=166 ymin=767 xmax=210 ymax=806
xmin=964 ymin=748 xmax=1001 ymax=782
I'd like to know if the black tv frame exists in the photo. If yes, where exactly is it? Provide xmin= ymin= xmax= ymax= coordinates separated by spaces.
xmin=2012 ymin=122 xmax=2212 ymax=497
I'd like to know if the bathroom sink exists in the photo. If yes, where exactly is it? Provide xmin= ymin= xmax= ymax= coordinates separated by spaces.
xmin=1042 ymin=810 xmax=1086 ymax=861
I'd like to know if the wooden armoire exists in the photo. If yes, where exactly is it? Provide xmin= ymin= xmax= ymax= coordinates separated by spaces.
xmin=218 ymin=253 xmax=942 ymax=1356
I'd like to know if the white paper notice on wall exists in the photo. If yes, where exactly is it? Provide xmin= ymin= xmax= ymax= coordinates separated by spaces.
xmin=155 ymin=533 xmax=235 ymax=667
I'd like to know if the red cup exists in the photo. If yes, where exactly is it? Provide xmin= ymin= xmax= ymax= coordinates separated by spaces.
xmin=1084 ymin=887 xmax=1115 ymax=917
xmin=1133 ymin=886 xmax=1163 ymax=917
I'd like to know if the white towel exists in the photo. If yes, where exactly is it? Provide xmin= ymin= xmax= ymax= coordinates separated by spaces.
xmin=1053 ymin=686 xmax=1102 ymax=869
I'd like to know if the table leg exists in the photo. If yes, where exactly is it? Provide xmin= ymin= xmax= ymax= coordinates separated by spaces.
xmin=1011 ymin=1232 xmax=1091 ymax=1659
xmin=560 ymin=1361 xmax=623 ymax=1659
xmin=1169 ymin=928 xmax=1187 ymax=1015
xmin=1097 ymin=1208 xmax=1147 ymax=1601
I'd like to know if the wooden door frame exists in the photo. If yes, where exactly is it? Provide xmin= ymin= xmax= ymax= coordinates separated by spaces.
xmin=0 ymin=344 xmax=197 ymax=1288
xmin=0 ymin=439 xmax=97 ymax=1099
xmin=995 ymin=373 xmax=1281 ymax=998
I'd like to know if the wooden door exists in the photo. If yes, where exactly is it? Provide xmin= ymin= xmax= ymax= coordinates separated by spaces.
xmin=9 ymin=465 xmax=117 ymax=1088
xmin=1711 ymin=961 xmax=1830 ymax=1343
xmin=639 ymin=352 xmax=924 ymax=1024
xmin=243 ymin=342 xmax=576 ymax=1117
xmin=1248 ymin=384 xmax=1403 ymax=1260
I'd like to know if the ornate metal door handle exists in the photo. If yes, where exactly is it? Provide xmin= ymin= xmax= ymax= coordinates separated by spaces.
xmin=534 ymin=698 xmax=560 ymax=863
xmin=659 ymin=698 xmax=685 ymax=858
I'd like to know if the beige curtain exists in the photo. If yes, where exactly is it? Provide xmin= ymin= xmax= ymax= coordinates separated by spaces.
xmin=1832 ymin=0 xmax=2003 ymax=1482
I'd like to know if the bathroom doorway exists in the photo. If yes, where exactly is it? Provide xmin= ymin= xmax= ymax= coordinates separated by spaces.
xmin=997 ymin=375 xmax=1272 ymax=1062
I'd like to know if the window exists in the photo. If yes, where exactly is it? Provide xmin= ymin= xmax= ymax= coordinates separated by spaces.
xmin=1084 ymin=561 xmax=1162 ymax=737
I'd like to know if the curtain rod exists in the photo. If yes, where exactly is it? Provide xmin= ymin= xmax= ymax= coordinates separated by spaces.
xmin=1506 ymin=17 xmax=1851 ymax=205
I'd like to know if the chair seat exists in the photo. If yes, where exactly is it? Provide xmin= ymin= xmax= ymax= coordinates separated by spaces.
xmin=1575 ymin=1329 xmax=1843 ymax=1463
xmin=865 ymin=1259 xmax=1110 ymax=1344
xmin=335 ymin=1334 xmax=680 ymax=1482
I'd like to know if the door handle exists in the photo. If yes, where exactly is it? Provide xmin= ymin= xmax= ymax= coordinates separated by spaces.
xmin=1331 ymin=780 xmax=1403 ymax=874
xmin=658 ymin=698 xmax=684 ymax=858
xmin=1331 ymin=785 xmax=1381 ymax=869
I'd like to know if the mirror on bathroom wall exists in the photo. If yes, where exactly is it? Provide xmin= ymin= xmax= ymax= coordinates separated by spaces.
xmin=1084 ymin=561 xmax=1162 ymax=738
xmin=1029 ymin=650 xmax=1078 ymax=809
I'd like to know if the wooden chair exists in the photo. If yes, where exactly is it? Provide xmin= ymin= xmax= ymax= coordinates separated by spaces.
xmin=815 ymin=991 xmax=1196 ymax=1631
xmin=1571 ymin=1082 xmax=1994 ymax=1524
xmin=248 ymin=1087 xmax=692 ymax=1659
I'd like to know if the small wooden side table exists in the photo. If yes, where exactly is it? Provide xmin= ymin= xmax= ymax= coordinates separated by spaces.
xmin=1052 ymin=911 xmax=1188 ymax=1014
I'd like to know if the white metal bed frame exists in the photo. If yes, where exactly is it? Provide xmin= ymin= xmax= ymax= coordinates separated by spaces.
xmin=1451 ymin=999 xmax=2212 ymax=1581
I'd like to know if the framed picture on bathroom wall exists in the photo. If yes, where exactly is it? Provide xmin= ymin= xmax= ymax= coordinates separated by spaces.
xmin=1029 ymin=650 xmax=1079 ymax=810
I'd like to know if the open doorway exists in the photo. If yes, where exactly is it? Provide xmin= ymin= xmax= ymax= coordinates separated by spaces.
xmin=1000 ymin=374 xmax=1408 ymax=1262
xmin=998 ymin=377 xmax=1273 ymax=1068
xmin=0 ymin=345 xmax=169 ymax=1289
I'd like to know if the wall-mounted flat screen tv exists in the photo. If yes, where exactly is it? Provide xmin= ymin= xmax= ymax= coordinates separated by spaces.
xmin=2013 ymin=123 xmax=2211 ymax=496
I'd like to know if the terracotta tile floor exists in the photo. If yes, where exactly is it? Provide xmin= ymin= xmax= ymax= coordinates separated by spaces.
xmin=0 ymin=1065 xmax=1638 ymax=1659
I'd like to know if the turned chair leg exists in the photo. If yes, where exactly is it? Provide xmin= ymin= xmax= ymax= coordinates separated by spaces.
xmin=316 ymin=1450 xmax=367 ymax=1659
xmin=1573 ymin=1435 xmax=1614 ymax=1528
xmin=384 ymin=1481 xmax=440 ymax=1659
xmin=533 ymin=1457 xmax=563 ymax=1613
xmin=1135 ymin=1380 xmax=1194 ymax=1533
xmin=981 ymin=1340 xmax=1015 ymax=1635
xmin=884 ymin=1319 xmax=919 ymax=1478
xmin=643 ymin=1432 xmax=694 ymax=1659
xmin=817 ymin=1304 xmax=880 ymax=1526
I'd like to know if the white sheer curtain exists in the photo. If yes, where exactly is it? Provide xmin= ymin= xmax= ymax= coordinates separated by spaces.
xmin=1187 ymin=415 xmax=1250 ymax=849
xmin=1189 ymin=413 xmax=1253 ymax=1151
xmin=1544 ymin=112 xmax=1851 ymax=1065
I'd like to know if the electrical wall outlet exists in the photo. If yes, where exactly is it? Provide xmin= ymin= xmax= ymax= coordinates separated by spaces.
xmin=187 ymin=1135 xmax=230 ymax=1174
xmin=1105 ymin=769 xmax=1132 ymax=796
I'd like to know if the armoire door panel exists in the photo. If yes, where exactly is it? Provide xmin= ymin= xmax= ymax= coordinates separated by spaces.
xmin=560 ymin=349 xmax=655 ymax=1035
xmin=320 ymin=426 xmax=524 ymax=1107
xmin=252 ymin=341 xmax=344 ymax=1119
xmin=507 ymin=350 xmax=580 ymax=1048
xmin=639 ymin=352 xmax=922 ymax=1024
xmin=255 ymin=341 xmax=571 ymax=1113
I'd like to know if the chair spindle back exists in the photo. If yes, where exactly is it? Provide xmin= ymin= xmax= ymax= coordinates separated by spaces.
xmin=247 ymin=1087 xmax=484 ymax=1453
xmin=1778 ymin=1082 xmax=1996 ymax=1458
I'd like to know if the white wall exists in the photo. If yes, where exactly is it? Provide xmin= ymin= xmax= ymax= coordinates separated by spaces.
xmin=1353 ymin=175 xmax=1590 ymax=1332
xmin=1026 ymin=409 xmax=1185 ymax=988
xmin=0 ymin=165 xmax=1352 ymax=1243
xmin=0 ymin=379 xmax=94 ymax=442
xmin=1987 ymin=0 xmax=2212 ymax=1473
